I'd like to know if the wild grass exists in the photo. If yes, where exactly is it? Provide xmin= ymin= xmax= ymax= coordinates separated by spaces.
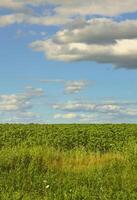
xmin=0 ymin=124 xmax=137 ymax=200
xmin=0 ymin=146 xmax=124 ymax=172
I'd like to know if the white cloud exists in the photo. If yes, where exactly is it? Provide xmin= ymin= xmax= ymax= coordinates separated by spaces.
xmin=25 ymin=86 xmax=44 ymax=97
xmin=0 ymin=1 xmax=137 ymax=27
xmin=53 ymin=101 xmax=137 ymax=116
xmin=0 ymin=13 xmax=72 ymax=27
xmin=122 ymin=108 xmax=137 ymax=116
xmin=53 ymin=112 xmax=111 ymax=123
xmin=53 ymin=100 xmax=137 ymax=123
xmin=40 ymin=79 xmax=90 ymax=94
xmin=55 ymin=0 xmax=137 ymax=17
xmin=53 ymin=101 xmax=120 ymax=113
xmin=1 ymin=4 xmax=135 ymax=70
xmin=0 ymin=94 xmax=31 ymax=112
xmin=54 ymin=113 xmax=78 ymax=119
xmin=64 ymin=80 xmax=88 ymax=94
xmin=3 ymin=111 xmax=40 ymax=123
xmin=1 ymin=0 xmax=136 ymax=16
xmin=0 ymin=14 xmax=24 ymax=27
xmin=0 ymin=0 xmax=24 ymax=9
xmin=54 ymin=19 xmax=137 ymax=45
xmin=30 ymin=18 xmax=137 ymax=69
xmin=0 ymin=86 xmax=44 ymax=123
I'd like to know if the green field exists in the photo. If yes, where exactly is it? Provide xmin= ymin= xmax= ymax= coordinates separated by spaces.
xmin=0 ymin=124 xmax=137 ymax=200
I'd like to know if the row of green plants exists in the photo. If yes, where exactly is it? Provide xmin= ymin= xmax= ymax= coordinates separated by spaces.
xmin=1 ymin=124 xmax=137 ymax=152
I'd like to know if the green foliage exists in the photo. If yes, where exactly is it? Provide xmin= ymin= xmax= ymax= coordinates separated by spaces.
xmin=1 ymin=124 xmax=137 ymax=151
xmin=0 ymin=124 xmax=137 ymax=200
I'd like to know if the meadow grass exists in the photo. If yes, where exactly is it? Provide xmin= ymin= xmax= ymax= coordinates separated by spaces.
xmin=0 ymin=124 xmax=137 ymax=199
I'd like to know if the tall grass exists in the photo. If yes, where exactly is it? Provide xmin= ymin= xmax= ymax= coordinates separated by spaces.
xmin=0 ymin=124 xmax=137 ymax=199
xmin=1 ymin=143 xmax=137 ymax=200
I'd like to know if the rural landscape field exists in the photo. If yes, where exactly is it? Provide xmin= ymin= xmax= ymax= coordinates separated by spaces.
xmin=1 ymin=0 xmax=137 ymax=199
xmin=1 ymin=124 xmax=137 ymax=200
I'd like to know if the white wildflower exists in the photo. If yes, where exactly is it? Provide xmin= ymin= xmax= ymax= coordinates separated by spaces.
xmin=46 ymin=185 xmax=50 ymax=189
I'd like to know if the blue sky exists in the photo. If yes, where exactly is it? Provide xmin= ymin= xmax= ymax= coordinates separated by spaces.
xmin=0 ymin=0 xmax=137 ymax=123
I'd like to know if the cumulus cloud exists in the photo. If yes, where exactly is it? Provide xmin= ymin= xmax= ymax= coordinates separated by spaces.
xmin=0 ymin=94 xmax=31 ymax=112
xmin=54 ymin=19 xmax=137 ymax=45
xmin=64 ymin=80 xmax=88 ymax=94
xmin=0 ymin=86 xmax=44 ymax=123
xmin=0 ymin=0 xmax=24 ymax=9
xmin=1 ymin=1 xmax=137 ymax=71
xmin=0 ymin=1 xmax=137 ymax=27
xmin=54 ymin=112 xmax=103 ymax=122
xmin=54 ymin=0 xmax=137 ymax=17
xmin=0 ymin=86 xmax=44 ymax=112
xmin=30 ymin=18 xmax=137 ymax=69
xmin=52 ymin=100 xmax=137 ymax=123
xmin=0 ymin=14 xmax=24 ymax=27
xmin=40 ymin=79 xmax=90 ymax=94
xmin=53 ymin=100 xmax=137 ymax=121
xmin=53 ymin=101 xmax=120 ymax=113
xmin=53 ymin=112 xmax=111 ymax=123
xmin=0 ymin=13 xmax=72 ymax=27
xmin=1 ymin=0 xmax=137 ymax=16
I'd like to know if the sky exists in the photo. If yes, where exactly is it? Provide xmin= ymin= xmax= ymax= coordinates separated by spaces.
xmin=0 ymin=0 xmax=137 ymax=123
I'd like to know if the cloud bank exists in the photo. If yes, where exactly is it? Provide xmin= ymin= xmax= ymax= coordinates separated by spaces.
xmin=0 ymin=1 xmax=137 ymax=69
xmin=0 ymin=0 xmax=137 ymax=16
xmin=31 ymin=18 xmax=137 ymax=69
xmin=53 ymin=100 xmax=137 ymax=123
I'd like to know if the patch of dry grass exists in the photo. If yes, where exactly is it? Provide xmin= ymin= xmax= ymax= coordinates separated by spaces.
xmin=0 ymin=146 xmax=125 ymax=173
xmin=45 ymin=150 xmax=125 ymax=172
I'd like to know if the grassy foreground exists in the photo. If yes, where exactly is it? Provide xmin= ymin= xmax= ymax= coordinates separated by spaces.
xmin=0 ymin=124 xmax=137 ymax=200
